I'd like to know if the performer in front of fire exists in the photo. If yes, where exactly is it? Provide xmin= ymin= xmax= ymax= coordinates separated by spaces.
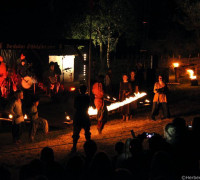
xmin=29 ymin=96 xmax=49 ymax=142
xmin=92 ymin=75 xmax=108 ymax=134
xmin=119 ymin=74 xmax=132 ymax=121
xmin=129 ymin=70 xmax=139 ymax=119
xmin=151 ymin=75 xmax=170 ymax=120
xmin=43 ymin=62 xmax=60 ymax=97
xmin=72 ymin=85 xmax=91 ymax=152
xmin=7 ymin=90 xmax=24 ymax=144
xmin=0 ymin=56 xmax=7 ymax=97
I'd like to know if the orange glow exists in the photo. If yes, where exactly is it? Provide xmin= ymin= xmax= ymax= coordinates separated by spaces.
xmin=70 ymin=87 xmax=76 ymax=91
xmin=20 ymin=54 xmax=26 ymax=60
xmin=0 ymin=56 xmax=3 ymax=62
xmin=88 ymin=92 xmax=147 ymax=116
xmin=186 ymin=69 xmax=197 ymax=80
xmin=173 ymin=63 xmax=179 ymax=68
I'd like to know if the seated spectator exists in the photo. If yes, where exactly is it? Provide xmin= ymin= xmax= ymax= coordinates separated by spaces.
xmin=148 ymin=133 xmax=169 ymax=154
xmin=192 ymin=116 xmax=200 ymax=137
xmin=123 ymin=138 xmax=145 ymax=180
xmin=65 ymin=154 xmax=85 ymax=180
xmin=172 ymin=117 xmax=187 ymax=136
xmin=164 ymin=123 xmax=178 ymax=145
xmin=113 ymin=168 xmax=133 ymax=179
xmin=19 ymin=159 xmax=46 ymax=180
xmin=124 ymin=138 xmax=132 ymax=159
xmin=0 ymin=164 xmax=11 ymax=180
xmin=149 ymin=151 xmax=175 ymax=180
xmin=29 ymin=96 xmax=49 ymax=142
xmin=112 ymin=141 xmax=125 ymax=169
xmin=83 ymin=140 xmax=97 ymax=169
xmin=40 ymin=147 xmax=65 ymax=180
xmin=89 ymin=152 xmax=113 ymax=180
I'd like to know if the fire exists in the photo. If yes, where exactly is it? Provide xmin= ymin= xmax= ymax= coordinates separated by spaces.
xmin=88 ymin=92 xmax=147 ymax=116
xmin=24 ymin=114 xmax=28 ymax=119
xmin=66 ymin=116 xmax=70 ymax=120
xmin=186 ymin=69 xmax=197 ymax=80
xmin=9 ymin=114 xmax=13 ymax=119
xmin=173 ymin=63 xmax=179 ymax=68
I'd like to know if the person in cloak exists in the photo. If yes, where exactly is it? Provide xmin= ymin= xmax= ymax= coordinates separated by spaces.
xmin=92 ymin=75 xmax=108 ymax=134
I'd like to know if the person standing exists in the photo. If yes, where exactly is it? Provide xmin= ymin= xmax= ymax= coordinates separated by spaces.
xmin=8 ymin=90 xmax=24 ymax=144
xmin=151 ymin=75 xmax=170 ymax=120
xmin=29 ymin=96 xmax=49 ymax=142
xmin=119 ymin=74 xmax=132 ymax=121
xmin=92 ymin=75 xmax=108 ymax=134
xmin=129 ymin=70 xmax=139 ymax=119
xmin=72 ymin=85 xmax=91 ymax=152
xmin=104 ymin=68 xmax=113 ymax=96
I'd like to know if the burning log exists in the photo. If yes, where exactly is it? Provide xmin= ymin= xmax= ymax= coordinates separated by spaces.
xmin=88 ymin=92 xmax=147 ymax=116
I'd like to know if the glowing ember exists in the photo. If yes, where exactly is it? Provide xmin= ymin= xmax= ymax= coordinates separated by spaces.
xmin=173 ymin=63 xmax=179 ymax=68
xmin=186 ymin=69 xmax=197 ymax=80
xmin=9 ymin=114 xmax=13 ymax=119
xmin=145 ymin=99 xmax=150 ymax=103
xmin=88 ymin=92 xmax=147 ymax=116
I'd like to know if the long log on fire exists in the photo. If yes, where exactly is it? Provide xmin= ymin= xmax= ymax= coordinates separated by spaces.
xmin=88 ymin=92 xmax=147 ymax=116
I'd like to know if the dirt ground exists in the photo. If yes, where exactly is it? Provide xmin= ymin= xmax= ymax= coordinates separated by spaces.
xmin=0 ymin=82 xmax=200 ymax=180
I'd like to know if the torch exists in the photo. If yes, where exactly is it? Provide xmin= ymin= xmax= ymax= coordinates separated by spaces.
xmin=186 ymin=69 xmax=198 ymax=86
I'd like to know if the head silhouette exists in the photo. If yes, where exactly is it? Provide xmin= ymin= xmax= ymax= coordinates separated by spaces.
xmin=40 ymin=147 xmax=54 ymax=163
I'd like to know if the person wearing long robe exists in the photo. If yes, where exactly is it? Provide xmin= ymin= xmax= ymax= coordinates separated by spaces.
xmin=119 ymin=74 xmax=132 ymax=121
xmin=92 ymin=75 xmax=108 ymax=134
xmin=129 ymin=70 xmax=139 ymax=119
xmin=151 ymin=75 xmax=170 ymax=120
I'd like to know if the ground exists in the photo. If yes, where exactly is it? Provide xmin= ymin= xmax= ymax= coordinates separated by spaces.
xmin=0 ymin=82 xmax=200 ymax=180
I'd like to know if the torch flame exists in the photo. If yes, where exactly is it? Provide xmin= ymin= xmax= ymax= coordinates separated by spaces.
xmin=187 ymin=69 xmax=197 ymax=80
xmin=66 ymin=116 xmax=70 ymax=120
xmin=88 ymin=92 xmax=147 ymax=116
xmin=9 ymin=114 xmax=13 ymax=119
xmin=173 ymin=63 xmax=179 ymax=68
xmin=24 ymin=114 xmax=28 ymax=119
xmin=145 ymin=99 xmax=150 ymax=103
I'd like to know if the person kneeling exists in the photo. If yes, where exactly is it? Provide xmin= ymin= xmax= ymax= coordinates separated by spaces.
xmin=29 ymin=96 xmax=49 ymax=142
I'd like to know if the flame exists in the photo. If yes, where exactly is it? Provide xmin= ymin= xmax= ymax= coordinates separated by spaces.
xmin=24 ymin=114 xmax=28 ymax=119
xmin=187 ymin=69 xmax=197 ymax=80
xmin=88 ymin=92 xmax=147 ymax=116
xmin=66 ymin=116 xmax=70 ymax=120
xmin=145 ymin=99 xmax=150 ymax=103
xmin=173 ymin=63 xmax=179 ymax=68
xmin=70 ymin=87 xmax=76 ymax=91
xmin=9 ymin=114 xmax=13 ymax=119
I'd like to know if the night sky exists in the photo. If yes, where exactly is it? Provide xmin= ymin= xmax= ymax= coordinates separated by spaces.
xmin=0 ymin=0 xmax=197 ymax=56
